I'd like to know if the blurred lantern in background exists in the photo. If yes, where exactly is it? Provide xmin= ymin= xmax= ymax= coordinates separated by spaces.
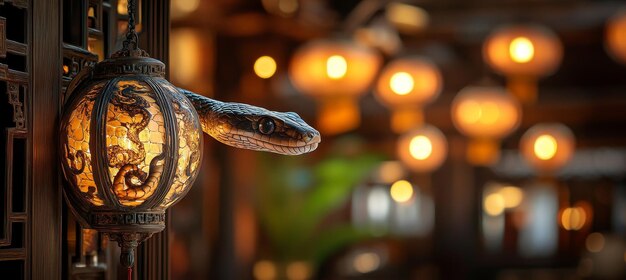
xmin=451 ymin=86 xmax=521 ymax=166
xmin=384 ymin=2 xmax=430 ymax=34
xmin=289 ymin=39 xmax=382 ymax=135
xmin=375 ymin=57 xmax=442 ymax=133
xmin=483 ymin=25 xmax=563 ymax=104
xmin=606 ymin=9 xmax=626 ymax=64
xmin=520 ymin=123 xmax=575 ymax=174
xmin=396 ymin=124 xmax=447 ymax=172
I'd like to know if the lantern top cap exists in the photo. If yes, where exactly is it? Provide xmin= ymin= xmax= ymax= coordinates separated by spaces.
xmin=93 ymin=56 xmax=166 ymax=79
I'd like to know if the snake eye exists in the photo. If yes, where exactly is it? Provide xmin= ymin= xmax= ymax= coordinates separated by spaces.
xmin=258 ymin=118 xmax=275 ymax=135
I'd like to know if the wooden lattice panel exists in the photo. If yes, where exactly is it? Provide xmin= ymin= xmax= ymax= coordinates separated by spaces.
xmin=0 ymin=0 xmax=29 ymax=278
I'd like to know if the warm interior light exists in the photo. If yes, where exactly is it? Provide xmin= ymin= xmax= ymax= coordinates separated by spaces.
xmin=389 ymin=72 xmax=414 ymax=95
xmin=498 ymin=186 xmax=523 ymax=208
xmin=385 ymin=2 xmax=429 ymax=33
xmin=254 ymin=56 xmax=277 ymax=79
xmin=397 ymin=125 xmax=447 ymax=172
xmin=409 ymin=135 xmax=433 ymax=160
xmin=561 ymin=207 xmax=587 ymax=231
xmin=509 ymin=37 xmax=534 ymax=63
xmin=286 ymin=261 xmax=311 ymax=280
xmin=353 ymin=252 xmax=381 ymax=274
xmin=326 ymin=55 xmax=348 ymax=79
xmin=451 ymin=86 xmax=521 ymax=140
xmin=390 ymin=180 xmax=413 ymax=203
xmin=586 ymin=232 xmax=605 ymax=253
xmin=534 ymin=134 xmax=558 ymax=160
xmin=170 ymin=29 xmax=201 ymax=86
xmin=484 ymin=193 xmax=505 ymax=216
xmin=520 ymin=123 xmax=575 ymax=173
xmin=278 ymin=0 xmax=299 ymax=14
xmin=117 ymin=0 xmax=128 ymax=15
xmin=253 ymin=260 xmax=277 ymax=280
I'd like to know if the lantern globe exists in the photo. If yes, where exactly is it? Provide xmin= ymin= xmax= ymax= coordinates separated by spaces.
xmin=375 ymin=56 xmax=442 ymax=108
xmin=483 ymin=24 xmax=563 ymax=77
xmin=396 ymin=124 xmax=447 ymax=172
xmin=520 ymin=123 xmax=575 ymax=173
xmin=60 ymin=56 xmax=203 ymax=234
xmin=606 ymin=9 xmax=626 ymax=64
xmin=289 ymin=39 xmax=382 ymax=98
xmin=451 ymin=86 xmax=521 ymax=139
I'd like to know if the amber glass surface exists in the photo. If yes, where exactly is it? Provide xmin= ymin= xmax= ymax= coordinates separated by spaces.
xmin=158 ymin=80 xmax=202 ymax=208
xmin=64 ymin=81 xmax=107 ymax=206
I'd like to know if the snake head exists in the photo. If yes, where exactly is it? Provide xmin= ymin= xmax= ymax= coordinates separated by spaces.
xmin=209 ymin=102 xmax=321 ymax=155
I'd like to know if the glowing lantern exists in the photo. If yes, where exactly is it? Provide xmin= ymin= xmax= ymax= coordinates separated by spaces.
xmin=396 ymin=124 xmax=447 ymax=172
xmin=60 ymin=0 xmax=203 ymax=270
xmin=520 ymin=123 xmax=575 ymax=173
xmin=606 ymin=10 xmax=626 ymax=64
xmin=451 ymin=86 xmax=521 ymax=166
xmin=483 ymin=25 xmax=563 ymax=103
xmin=375 ymin=57 xmax=442 ymax=133
xmin=289 ymin=39 xmax=382 ymax=134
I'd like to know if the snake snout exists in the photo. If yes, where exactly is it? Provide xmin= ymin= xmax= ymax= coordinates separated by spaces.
xmin=303 ymin=131 xmax=321 ymax=144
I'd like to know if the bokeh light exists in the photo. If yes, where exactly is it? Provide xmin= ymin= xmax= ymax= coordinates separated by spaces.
xmin=498 ymin=186 xmax=523 ymax=209
xmin=397 ymin=124 xmax=448 ymax=172
xmin=390 ymin=180 xmax=414 ymax=203
xmin=353 ymin=252 xmax=381 ymax=274
xmin=561 ymin=207 xmax=587 ymax=231
xmin=253 ymin=260 xmax=277 ymax=280
xmin=484 ymin=193 xmax=505 ymax=216
xmin=389 ymin=72 xmax=414 ymax=95
xmin=254 ymin=56 xmax=277 ymax=79
xmin=586 ymin=233 xmax=606 ymax=253
xmin=534 ymin=134 xmax=558 ymax=160
xmin=326 ymin=55 xmax=348 ymax=80
xmin=509 ymin=37 xmax=535 ymax=63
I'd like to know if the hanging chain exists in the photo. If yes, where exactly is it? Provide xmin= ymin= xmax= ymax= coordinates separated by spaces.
xmin=123 ymin=0 xmax=139 ymax=50
xmin=114 ymin=0 xmax=147 ymax=57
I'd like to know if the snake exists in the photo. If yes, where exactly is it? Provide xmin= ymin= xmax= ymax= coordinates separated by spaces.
xmin=106 ymin=85 xmax=321 ymax=201
xmin=179 ymin=88 xmax=321 ymax=156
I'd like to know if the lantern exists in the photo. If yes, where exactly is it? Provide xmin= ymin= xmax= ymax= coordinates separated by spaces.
xmin=375 ymin=57 xmax=442 ymax=133
xmin=289 ymin=39 xmax=382 ymax=134
xmin=396 ymin=124 xmax=447 ymax=172
xmin=451 ymin=86 xmax=521 ymax=166
xmin=606 ymin=9 xmax=626 ymax=64
xmin=520 ymin=123 xmax=575 ymax=174
xmin=60 ymin=0 xmax=203 ymax=271
xmin=483 ymin=25 xmax=563 ymax=104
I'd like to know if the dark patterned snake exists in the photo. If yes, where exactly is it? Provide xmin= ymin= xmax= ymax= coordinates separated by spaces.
xmin=106 ymin=85 xmax=320 ymax=201
xmin=179 ymin=88 xmax=321 ymax=156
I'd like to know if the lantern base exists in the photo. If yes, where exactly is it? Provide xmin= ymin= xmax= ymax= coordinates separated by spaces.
xmin=90 ymin=210 xmax=166 ymax=232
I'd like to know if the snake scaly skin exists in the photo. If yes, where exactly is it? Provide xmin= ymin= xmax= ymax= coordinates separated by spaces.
xmin=179 ymin=89 xmax=321 ymax=156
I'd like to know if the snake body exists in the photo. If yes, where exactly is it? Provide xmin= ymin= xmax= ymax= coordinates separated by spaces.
xmin=105 ymin=85 xmax=320 ymax=201
xmin=179 ymin=88 xmax=321 ymax=156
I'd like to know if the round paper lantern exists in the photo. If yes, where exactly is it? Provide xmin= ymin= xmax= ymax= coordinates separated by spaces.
xmin=289 ymin=39 xmax=382 ymax=134
xmin=451 ymin=86 xmax=521 ymax=166
xmin=396 ymin=124 xmax=447 ymax=172
xmin=375 ymin=57 xmax=442 ymax=133
xmin=606 ymin=9 xmax=626 ymax=64
xmin=520 ymin=123 xmax=575 ymax=173
xmin=483 ymin=24 xmax=563 ymax=103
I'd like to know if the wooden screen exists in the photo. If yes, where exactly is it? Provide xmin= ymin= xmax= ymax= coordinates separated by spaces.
xmin=0 ymin=0 xmax=30 ymax=278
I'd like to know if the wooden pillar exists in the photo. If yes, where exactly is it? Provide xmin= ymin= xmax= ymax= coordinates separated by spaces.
xmin=31 ymin=0 xmax=63 ymax=278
